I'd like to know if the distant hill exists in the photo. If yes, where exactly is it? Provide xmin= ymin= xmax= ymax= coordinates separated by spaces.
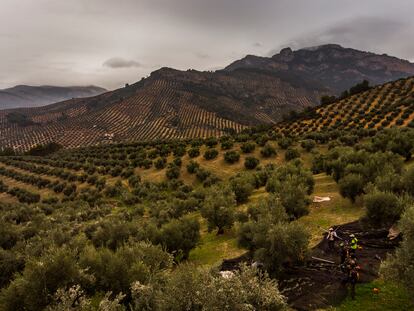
xmin=0 ymin=85 xmax=107 ymax=109
xmin=1 ymin=45 xmax=414 ymax=151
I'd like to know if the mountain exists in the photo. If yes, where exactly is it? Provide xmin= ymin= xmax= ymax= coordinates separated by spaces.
xmin=0 ymin=85 xmax=107 ymax=109
xmin=1 ymin=44 xmax=414 ymax=151
xmin=225 ymin=44 xmax=414 ymax=94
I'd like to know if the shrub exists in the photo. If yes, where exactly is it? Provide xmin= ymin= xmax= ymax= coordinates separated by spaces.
xmin=205 ymin=137 xmax=218 ymax=148
xmin=0 ymin=247 xmax=82 ymax=310
xmin=278 ymin=137 xmax=293 ymax=149
xmin=104 ymin=185 xmax=122 ymax=198
xmin=154 ymin=157 xmax=167 ymax=169
xmin=172 ymin=157 xmax=182 ymax=167
xmin=301 ymin=139 xmax=316 ymax=152
xmin=261 ymin=143 xmax=277 ymax=158
xmin=121 ymin=168 xmax=134 ymax=178
xmin=230 ymin=173 xmax=255 ymax=204
xmin=186 ymin=160 xmax=200 ymax=174
xmin=238 ymin=196 xmax=309 ymax=274
xmin=109 ymin=166 xmax=123 ymax=177
xmin=157 ymin=216 xmax=200 ymax=260
xmin=188 ymin=147 xmax=200 ymax=158
xmin=403 ymin=167 xmax=414 ymax=196
xmin=266 ymin=175 xmax=310 ymax=219
xmin=241 ymin=142 xmax=256 ymax=153
xmin=195 ymin=168 xmax=211 ymax=182
xmin=224 ymin=150 xmax=240 ymax=164
xmin=128 ymin=174 xmax=141 ymax=188
xmin=381 ymin=205 xmax=414 ymax=291
xmin=221 ymin=139 xmax=234 ymax=150
xmin=0 ymin=180 xmax=8 ymax=193
xmin=365 ymin=191 xmax=403 ymax=226
xmin=151 ymin=264 xmax=287 ymax=311
xmin=62 ymin=184 xmax=77 ymax=197
xmin=173 ymin=146 xmax=186 ymax=157
xmin=204 ymin=148 xmax=218 ymax=160
xmin=166 ymin=165 xmax=180 ymax=180
xmin=244 ymin=156 xmax=259 ymax=170
xmin=338 ymin=174 xmax=365 ymax=203
xmin=284 ymin=147 xmax=300 ymax=161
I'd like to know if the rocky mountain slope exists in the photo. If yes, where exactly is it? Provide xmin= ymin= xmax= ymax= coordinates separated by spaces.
xmin=225 ymin=44 xmax=414 ymax=94
xmin=0 ymin=85 xmax=107 ymax=109
xmin=1 ymin=45 xmax=414 ymax=151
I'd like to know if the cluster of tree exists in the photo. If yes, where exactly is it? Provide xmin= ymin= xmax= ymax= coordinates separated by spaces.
xmin=6 ymin=112 xmax=36 ymax=127
xmin=6 ymin=262 xmax=287 ymax=311
xmin=238 ymin=195 xmax=309 ymax=274
xmin=315 ymin=128 xmax=414 ymax=227
xmin=265 ymin=162 xmax=314 ymax=219
xmin=381 ymin=205 xmax=414 ymax=292
xmin=7 ymin=187 xmax=40 ymax=203
xmin=320 ymin=80 xmax=372 ymax=106
xmin=26 ymin=142 xmax=62 ymax=156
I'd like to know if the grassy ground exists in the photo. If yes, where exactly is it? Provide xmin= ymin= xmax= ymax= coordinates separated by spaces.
xmin=188 ymin=215 xmax=246 ymax=266
xmin=330 ymin=279 xmax=414 ymax=311
xmin=188 ymin=172 xmax=364 ymax=266
xmin=299 ymin=173 xmax=365 ymax=246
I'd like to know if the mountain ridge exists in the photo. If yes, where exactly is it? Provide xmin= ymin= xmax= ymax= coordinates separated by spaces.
xmin=1 ymin=45 xmax=414 ymax=151
xmin=0 ymin=85 xmax=107 ymax=109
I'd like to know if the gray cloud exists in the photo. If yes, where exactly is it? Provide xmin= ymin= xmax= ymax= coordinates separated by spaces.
xmin=103 ymin=58 xmax=141 ymax=69
xmin=0 ymin=0 xmax=413 ymax=90
xmin=194 ymin=52 xmax=209 ymax=59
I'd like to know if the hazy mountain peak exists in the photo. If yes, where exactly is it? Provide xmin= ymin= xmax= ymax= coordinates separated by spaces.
xmin=0 ymin=85 xmax=107 ymax=109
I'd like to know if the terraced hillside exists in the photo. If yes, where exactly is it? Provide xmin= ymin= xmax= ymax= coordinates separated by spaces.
xmin=276 ymin=76 xmax=414 ymax=136
xmin=0 ymin=67 xmax=323 ymax=152
xmin=2 ymin=45 xmax=414 ymax=152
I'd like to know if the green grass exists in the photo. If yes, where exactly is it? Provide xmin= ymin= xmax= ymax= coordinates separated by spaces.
xmin=188 ymin=226 xmax=246 ymax=266
xmin=332 ymin=279 xmax=414 ymax=311
xmin=299 ymin=173 xmax=365 ymax=246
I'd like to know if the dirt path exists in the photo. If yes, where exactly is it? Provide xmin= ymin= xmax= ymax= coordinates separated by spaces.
xmin=221 ymin=221 xmax=400 ymax=311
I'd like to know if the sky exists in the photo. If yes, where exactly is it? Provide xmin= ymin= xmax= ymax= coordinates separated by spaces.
xmin=1 ymin=0 xmax=414 ymax=90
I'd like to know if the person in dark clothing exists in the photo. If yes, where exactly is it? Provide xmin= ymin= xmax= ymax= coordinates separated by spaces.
xmin=339 ymin=242 xmax=349 ymax=264
xmin=348 ymin=267 xmax=359 ymax=299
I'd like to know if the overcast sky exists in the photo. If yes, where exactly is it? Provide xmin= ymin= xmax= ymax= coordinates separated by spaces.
xmin=1 ymin=0 xmax=414 ymax=90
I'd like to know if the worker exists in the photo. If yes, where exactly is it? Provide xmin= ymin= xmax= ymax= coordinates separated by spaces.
xmin=348 ymin=266 xmax=359 ymax=300
xmin=339 ymin=242 xmax=349 ymax=264
xmin=326 ymin=227 xmax=339 ymax=251
xmin=349 ymin=234 xmax=358 ymax=254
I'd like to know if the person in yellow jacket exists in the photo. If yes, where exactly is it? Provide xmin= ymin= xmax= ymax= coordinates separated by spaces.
xmin=349 ymin=234 xmax=358 ymax=254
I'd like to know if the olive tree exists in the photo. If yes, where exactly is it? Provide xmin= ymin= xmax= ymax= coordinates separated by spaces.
xmin=338 ymin=173 xmax=365 ymax=203
xmin=201 ymin=185 xmax=236 ymax=234
xmin=381 ymin=205 xmax=414 ymax=291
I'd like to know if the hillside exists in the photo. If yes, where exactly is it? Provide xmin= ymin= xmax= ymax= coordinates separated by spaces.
xmin=0 ymin=67 xmax=324 ymax=151
xmin=0 ymin=85 xmax=107 ymax=109
xmin=275 ymin=76 xmax=414 ymax=136
xmin=2 ymin=45 xmax=414 ymax=152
